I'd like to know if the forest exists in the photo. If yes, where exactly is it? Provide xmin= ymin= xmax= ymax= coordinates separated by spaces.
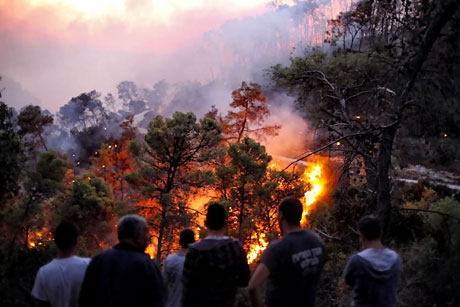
xmin=1 ymin=0 xmax=460 ymax=306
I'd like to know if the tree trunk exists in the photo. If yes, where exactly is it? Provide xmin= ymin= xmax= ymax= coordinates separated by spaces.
xmin=155 ymin=208 xmax=167 ymax=265
xmin=238 ymin=184 xmax=246 ymax=244
xmin=376 ymin=126 xmax=396 ymax=229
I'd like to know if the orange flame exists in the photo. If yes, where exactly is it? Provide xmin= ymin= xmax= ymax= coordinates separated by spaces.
xmin=301 ymin=162 xmax=325 ymax=224
xmin=28 ymin=231 xmax=53 ymax=249
xmin=146 ymin=243 xmax=156 ymax=259
xmin=247 ymin=233 xmax=269 ymax=264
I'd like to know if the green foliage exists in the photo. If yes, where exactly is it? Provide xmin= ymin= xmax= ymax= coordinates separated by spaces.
xmin=17 ymin=105 xmax=53 ymax=151
xmin=129 ymin=111 xmax=222 ymax=261
xmin=57 ymin=174 xmax=115 ymax=253
xmin=0 ymin=101 xmax=25 ymax=204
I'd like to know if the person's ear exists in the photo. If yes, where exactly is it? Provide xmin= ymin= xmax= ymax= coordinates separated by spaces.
xmin=278 ymin=211 xmax=284 ymax=221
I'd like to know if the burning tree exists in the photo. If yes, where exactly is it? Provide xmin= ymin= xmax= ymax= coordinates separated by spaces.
xmin=91 ymin=116 xmax=137 ymax=200
xmin=223 ymin=81 xmax=280 ymax=143
xmin=127 ymin=112 xmax=222 ymax=263
xmin=5 ymin=151 xmax=67 ymax=260
xmin=271 ymin=0 xmax=460 ymax=227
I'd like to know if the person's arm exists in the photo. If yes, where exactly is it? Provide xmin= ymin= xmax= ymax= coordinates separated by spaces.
xmin=79 ymin=258 xmax=97 ymax=307
xmin=343 ymin=255 xmax=357 ymax=287
xmin=162 ymin=258 xmax=169 ymax=300
xmin=182 ymin=248 xmax=198 ymax=307
xmin=248 ymin=263 xmax=271 ymax=307
xmin=236 ymin=242 xmax=251 ymax=287
xmin=31 ymin=268 xmax=51 ymax=307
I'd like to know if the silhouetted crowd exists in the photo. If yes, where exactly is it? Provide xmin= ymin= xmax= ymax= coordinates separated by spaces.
xmin=32 ymin=197 xmax=401 ymax=307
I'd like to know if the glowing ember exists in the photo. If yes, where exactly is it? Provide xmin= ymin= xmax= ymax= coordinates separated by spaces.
xmin=247 ymin=233 xmax=269 ymax=264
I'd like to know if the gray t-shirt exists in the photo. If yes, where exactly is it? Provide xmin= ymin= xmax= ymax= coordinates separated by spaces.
xmin=260 ymin=230 xmax=325 ymax=307
xmin=163 ymin=253 xmax=186 ymax=307
xmin=343 ymin=248 xmax=401 ymax=307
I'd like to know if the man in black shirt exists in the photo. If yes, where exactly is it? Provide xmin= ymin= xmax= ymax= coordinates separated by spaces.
xmin=79 ymin=215 xmax=164 ymax=307
xmin=182 ymin=202 xmax=250 ymax=307
xmin=248 ymin=196 xmax=325 ymax=307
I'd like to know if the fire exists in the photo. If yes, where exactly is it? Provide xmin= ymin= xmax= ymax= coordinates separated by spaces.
xmin=247 ymin=233 xmax=269 ymax=264
xmin=301 ymin=162 xmax=325 ymax=224
xmin=145 ymin=243 xmax=156 ymax=259
xmin=28 ymin=231 xmax=53 ymax=249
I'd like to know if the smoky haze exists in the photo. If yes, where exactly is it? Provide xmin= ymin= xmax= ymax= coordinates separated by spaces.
xmin=0 ymin=0 xmax=355 ymax=158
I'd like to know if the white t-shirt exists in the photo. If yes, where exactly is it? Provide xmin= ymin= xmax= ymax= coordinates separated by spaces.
xmin=162 ymin=253 xmax=186 ymax=307
xmin=31 ymin=256 xmax=91 ymax=307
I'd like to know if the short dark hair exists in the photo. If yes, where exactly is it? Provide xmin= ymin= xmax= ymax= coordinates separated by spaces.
xmin=206 ymin=202 xmax=227 ymax=230
xmin=358 ymin=215 xmax=382 ymax=241
xmin=179 ymin=229 xmax=195 ymax=248
xmin=54 ymin=221 xmax=79 ymax=250
xmin=118 ymin=215 xmax=147 ymax=240
xmin=279 ymin=196 xmax=303 ymax=225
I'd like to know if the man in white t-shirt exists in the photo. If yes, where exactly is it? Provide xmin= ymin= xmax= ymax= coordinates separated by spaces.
xmin=163 ymin=229 xmax=195 ymax=307
xmin=32 ymin=221 xmax=90 ymax=307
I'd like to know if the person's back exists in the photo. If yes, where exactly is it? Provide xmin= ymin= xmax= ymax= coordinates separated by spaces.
xmin=80 ymin=243 xmax=163 ymax=307
xmin=344 ymin=248 xmax=400 ymax=307
xmin=79 ymin=215 xmax=164 ymax=307
xmin=183 ymin=237 xmax=249 ymax=307
xmin=182 ymin=203 xmax=250 ymax=307
xmin=248 ymin=197 xmax=325 ymax=307
xmin=343 ymin=215 xmax=401 ymax=307
xmin=32 ymin=222 xmax=89 ymax=307
xmin=163 ymin=229 xmax=195 ymax=307
xmin=261 ymin=230 xmax=325 ymax=307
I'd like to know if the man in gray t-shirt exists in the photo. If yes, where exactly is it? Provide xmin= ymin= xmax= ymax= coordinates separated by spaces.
xmin=248 ymin=197 xmax=325 ymax=307
xmin=163 ymin=229 xmax=195 ymax=307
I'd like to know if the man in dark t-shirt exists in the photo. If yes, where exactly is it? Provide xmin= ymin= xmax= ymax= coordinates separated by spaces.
xmin=248 ymin=197 xmax=325 ymax=307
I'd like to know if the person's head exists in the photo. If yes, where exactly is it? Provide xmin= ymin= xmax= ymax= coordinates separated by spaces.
xmin=179 ymin=229 xmax=195 ymax=248
xmin=358 ymin=215 xmax=382 ymax=243
xmin=278 ymin=196 xmax=303 ymax=230
xmin=205 ymin=202 xmax=227 ymax=231
xmin=54 ymin=221 xmax=79 ymax=252
xmin=118 ymin=214 xmax=150 ymax=251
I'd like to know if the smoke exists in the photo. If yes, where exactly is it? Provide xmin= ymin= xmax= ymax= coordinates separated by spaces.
xmin=1 ymin=0 xmax=356 ymax=158
xmin=0 ymin=0 xmax=354 ymax=111
xmin=263 ymin=93 xmax=313 ymax=158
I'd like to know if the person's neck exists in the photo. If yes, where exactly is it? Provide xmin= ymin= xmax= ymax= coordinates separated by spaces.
xmin=363 ymin=240 xmax=384 ymax=249
xmin=207 ymin=228 xmax=225 ymax=237
xmin=56 ymin=249 xmax=75 ymax=259
xmin=282 ymin=223 xmax=303 ymax=236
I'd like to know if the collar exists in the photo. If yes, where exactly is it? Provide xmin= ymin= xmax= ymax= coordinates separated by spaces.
xmin=114 ymin=242 xmax=145 ymax=254
xmin=204 ymin=235 xmax=229 ymax=240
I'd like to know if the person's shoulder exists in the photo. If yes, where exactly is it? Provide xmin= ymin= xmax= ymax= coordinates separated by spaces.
xmin=303 ymin=229 xmax=324 ymax=243
xmin=37 ymin=259 xmax=57 ymax=274
xmin=165 ymin=253 xmax=182 ymax=262
xmin=264 ymin=238 xmax=283 ymax=253
xmin=73 ymin=256 xmax=91 ymax=264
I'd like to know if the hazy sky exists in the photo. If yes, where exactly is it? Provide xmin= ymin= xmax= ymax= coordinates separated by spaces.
xmin=0 ymin=0 xmax=275 ymax=111
xmin=0 ymin=0 xmax=352 ymax=112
